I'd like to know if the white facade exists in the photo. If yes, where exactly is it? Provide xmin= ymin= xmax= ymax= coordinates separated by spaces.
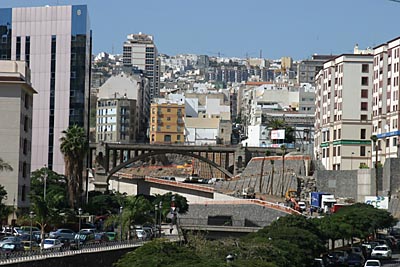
xmin=314 ymin=54 xmax=373 ymax=170
xmin=371 ymin=37 xmax=400 ymax=166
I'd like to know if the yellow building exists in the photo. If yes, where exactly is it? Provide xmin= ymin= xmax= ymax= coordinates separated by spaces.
xmin=150 ymin=102 xmax=185 ymax=144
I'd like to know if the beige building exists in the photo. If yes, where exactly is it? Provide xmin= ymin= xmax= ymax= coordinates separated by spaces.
xmin=371 ymin=37 xmax=400 ymax=166
xmin=149 ymin=100 xmax=185 ymax=144
xmin=96 ymin=72 xmax=149 ymax=143
xmin=0 ymin=61 xmax=36 ymax=213
xmin=314 ymin=54 xmax=373 ymax=170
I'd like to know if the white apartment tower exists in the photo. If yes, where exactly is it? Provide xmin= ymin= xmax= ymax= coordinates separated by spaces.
xmin=371 ymin=37 xmax=400 ymax=166
xmin=123 ymin=33 xmax=160 ymax=99
xmin=314 ymin=54 xmax=373 ymax=170
xmin=0 ymin=5 xmax=92 ymax=174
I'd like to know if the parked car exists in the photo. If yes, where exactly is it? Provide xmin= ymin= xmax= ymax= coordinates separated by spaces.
xmin=371 ymin=245 xmax=392 ymax=260
xmin=43 ymin=238 xmax=63 ymax=250
xmin=49 ymin=228 xmax=75 ymax=241
xmin=0 ymin=242 xmax=24 ymax=253
xmin=94 ymin=232 xmax=109 ymax=243
xmin=135 ymin=229 xmax=147 ymax=240
xmin=0 ymin=236 xmax=22 ymax=246
xmin=105 ymin=232 xmax=117 ymax=241
xmin=346 ymin=253 xmax=365 ymax=267
xmin=74 ymin=232 xmax=95 ymax=245
xmin=364 ymin=259 xmax=381 ymax=267
xmin=21 ymin=241 xmax=40 ymax=251
xmin=20 ymin=226 xmax=40 ymax=233
xmin=159 ymin=176 xmax=176 ymax=181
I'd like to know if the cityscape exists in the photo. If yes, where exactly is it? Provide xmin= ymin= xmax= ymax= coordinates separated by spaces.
xmin=1 ymin=1 xmax=400 ymax=267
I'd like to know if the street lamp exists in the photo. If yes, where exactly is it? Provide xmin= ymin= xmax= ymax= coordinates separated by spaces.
xmin=119 ymin=206 xmax=123 ymax=242
xmin=43 ymin=165 xmax=48 ymax=200
xmin=29 ymin=211 xmax=35 ymax=252
xmin=78 ymin=208 xmax=82 ymax=249
xmin=154 ymin=204 xmax=158 ymax=238
xmin=159 ymin=201 xmax=162 ymax=237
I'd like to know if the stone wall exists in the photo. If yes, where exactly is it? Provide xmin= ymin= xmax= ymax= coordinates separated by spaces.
xmin=179 ymin=203 xmax=290 ymax=228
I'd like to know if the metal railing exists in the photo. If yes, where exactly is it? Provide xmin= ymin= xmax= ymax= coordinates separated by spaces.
xmin=0 ymin=240 xmax=144 ymax=265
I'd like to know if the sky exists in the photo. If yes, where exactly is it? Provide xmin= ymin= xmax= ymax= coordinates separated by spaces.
xmin=1 ymin=0 xmax=400 ymax=60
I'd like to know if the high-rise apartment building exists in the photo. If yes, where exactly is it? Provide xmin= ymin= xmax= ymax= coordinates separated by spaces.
xmin=371 ymin=37 xmax=400 ymax=166
xmin=314 ymin=54 xmax=373 ymax=170
xmin=149 ymin=100 xmax=185 ymax=144
xmin=0 ymin=5 xmax=91 ymax=174
xmin=123 ymin=33 xmax=160 ymax=99
xmin=0 ymin=61 xmax=36 ymax=211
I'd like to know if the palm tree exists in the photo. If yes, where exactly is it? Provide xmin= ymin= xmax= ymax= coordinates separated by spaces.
xmin=60 ymin=125 xmax=88 ymax=209
xmin=0 ymin=158 xmax=12 ymax=172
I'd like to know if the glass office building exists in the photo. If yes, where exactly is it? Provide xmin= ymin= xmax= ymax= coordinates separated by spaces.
xmin=0 ymin=5 xmax=91 ymax=174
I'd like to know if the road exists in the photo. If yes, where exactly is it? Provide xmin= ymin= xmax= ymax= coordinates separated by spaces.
xmin=382 ymin=251 xmax=400 ymax=266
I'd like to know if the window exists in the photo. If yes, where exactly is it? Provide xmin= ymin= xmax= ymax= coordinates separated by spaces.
xmin=337 ymin=146 xmax=341 ymax=156
xmin=177 ymin=135 xmax=181 ymax=140
xmin=166 ymin=125 xmax=171 ymax=129
xmin=360 ymin=115 xmax=368 ymax=121
xmin=394 ymin=138 xmax=398 ymax=147
xmin=386 ymin=138 xmax=390 ymax=148
xmin=361 ymin=102 xmax=368 ymax=111
xmin=362 ymin=64 xmax=369 ymax=73
xmin=338 ymin=129 xmax=341 ymax=139
xmin=167 ymin=117 xmax=171 ymax=121
xmin=167 ymin=108 xmax=171 ymax=112
xmin=360 ymin=129 xmax=366 ymax=139
xmin=24 ymin=116 xmax=29 ymax=132
xmin=361 ymin=77 xmax=369 ymax=86
xmin=333 ymin=147 xmax=336 ymax=156
xmin=360 ymin=146 xmax=366 ymax=156
xmin=164 ymin=135 xmax=171 ymax=142
xmin=361 ymin=89 xmax=368 ymax=98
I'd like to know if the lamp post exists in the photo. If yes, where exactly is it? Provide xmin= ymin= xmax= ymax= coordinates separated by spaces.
xmin=154 ymin=204 xmax=158 ymax=238
xmin=371 ymin=135 xmax=379 ymax=196
xmin=43 ymin=165 xmax=47 ymax=200
xmin=159 ymin=201 xmax=162 ymax=237
xmin=78 ymin=208 xmax=82 ymax=249
xmin=119 ymin=206 xmax=123 ymax=242
xmin=29 ymin=211 xmax=35 ymax=252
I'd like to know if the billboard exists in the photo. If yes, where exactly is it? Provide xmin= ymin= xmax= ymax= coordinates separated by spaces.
xmin=365 ymin=196 xmax=389 ymax=210
xmin=271 ymin=129 xmax=285 ymax=140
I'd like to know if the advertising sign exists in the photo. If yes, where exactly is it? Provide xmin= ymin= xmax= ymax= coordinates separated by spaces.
xmin=365 ymin=196 xmax=389 ymax=210
xmin=271 ymin=129 xmax=285 ymax=140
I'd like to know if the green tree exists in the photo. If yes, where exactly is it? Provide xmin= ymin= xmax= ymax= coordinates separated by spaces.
xmin=30 ymin=168 xmax=69 ymax=210
xmin=0 ymin=185 xmax=12 ymax=226
xmin=30 ymin=190 xmax=64 ymax=249
xmin=60 ymin=125 xmax=88 ymax=209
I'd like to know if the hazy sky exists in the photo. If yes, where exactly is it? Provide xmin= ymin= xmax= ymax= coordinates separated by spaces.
xmin=2 ymin=0 xmax=400 ymax=60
